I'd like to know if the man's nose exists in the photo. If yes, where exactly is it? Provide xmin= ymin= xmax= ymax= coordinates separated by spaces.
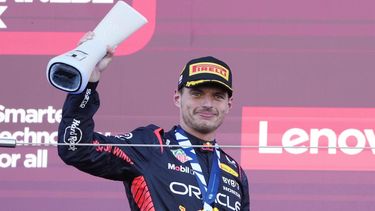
xmin=201 ymin=96 xmax=214 ymax=108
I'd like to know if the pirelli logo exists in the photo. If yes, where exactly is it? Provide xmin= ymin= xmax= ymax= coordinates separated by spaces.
xmin=189 ymin=62 xmax=229 ymax=81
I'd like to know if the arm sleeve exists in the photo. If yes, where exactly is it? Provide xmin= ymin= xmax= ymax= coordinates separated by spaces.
xmin=57 ymin=82 xmax=163 ymax=181
xmin=240 ymin=167 xmax=251 ymax=211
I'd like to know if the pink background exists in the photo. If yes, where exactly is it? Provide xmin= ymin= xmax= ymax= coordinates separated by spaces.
xmin=1 ymin=0 xmax=375 ymax=210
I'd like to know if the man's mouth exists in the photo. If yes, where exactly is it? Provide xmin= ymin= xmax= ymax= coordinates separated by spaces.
xmin=196 ymin=111 xmax=216 ymax=119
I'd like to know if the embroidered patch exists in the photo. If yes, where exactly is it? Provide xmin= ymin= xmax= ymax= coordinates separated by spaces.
xmin=171 ymin=149 xmax=192 ymax=164
xmin=220 ymin=163 xmax=239 ymax=177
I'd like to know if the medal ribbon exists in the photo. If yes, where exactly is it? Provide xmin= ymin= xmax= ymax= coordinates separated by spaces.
xmin=175 ymin=126 xmax=221 ymax=210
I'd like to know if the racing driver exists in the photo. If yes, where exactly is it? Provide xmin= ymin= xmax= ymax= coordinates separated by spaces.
xmin=58 ymin=32 xmax=250 ymax=211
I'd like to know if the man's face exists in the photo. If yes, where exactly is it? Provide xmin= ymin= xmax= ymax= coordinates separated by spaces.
xmin=174 ymin=85 xmax=233 ymax=135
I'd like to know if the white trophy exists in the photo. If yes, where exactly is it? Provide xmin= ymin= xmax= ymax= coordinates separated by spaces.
xmin=46 ymin=1 xmax=148 ymax=94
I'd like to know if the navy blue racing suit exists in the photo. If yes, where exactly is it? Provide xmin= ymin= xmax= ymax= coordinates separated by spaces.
xmin=58 ymin=82 xmax=250 ymax=211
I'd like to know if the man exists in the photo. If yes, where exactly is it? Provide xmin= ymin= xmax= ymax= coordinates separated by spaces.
xmin=58 ymin=33 xmax=250 ymax=211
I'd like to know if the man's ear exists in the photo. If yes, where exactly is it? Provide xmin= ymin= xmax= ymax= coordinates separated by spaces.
xmin=227 ymin=96 xmax=233 ymax=113
xmin=174 ymin=89 xmax=181 ymax=108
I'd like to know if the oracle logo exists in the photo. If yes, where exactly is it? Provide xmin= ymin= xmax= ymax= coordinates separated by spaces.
xmin=0 ymin=0 xmax=156 ymax=55
xmin=241 ymin=107 xmax=375 ymax=171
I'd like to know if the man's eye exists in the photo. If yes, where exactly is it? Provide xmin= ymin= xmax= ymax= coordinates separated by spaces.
xmin=191 ymin=92 xmax=201 ymax=97
xmin=215 ymin=94 xmax=225 ymax=100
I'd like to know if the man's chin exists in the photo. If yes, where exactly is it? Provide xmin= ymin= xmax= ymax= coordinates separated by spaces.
xmin=194 ymin=123 xmax=218 ymax=134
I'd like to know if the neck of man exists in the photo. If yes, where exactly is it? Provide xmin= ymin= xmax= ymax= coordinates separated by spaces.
xmin=179 ymin=123 xmax=216 ymax=142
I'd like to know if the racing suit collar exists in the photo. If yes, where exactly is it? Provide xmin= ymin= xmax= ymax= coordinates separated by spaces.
xmin=175 ymin=125 xmax=216 ymax=152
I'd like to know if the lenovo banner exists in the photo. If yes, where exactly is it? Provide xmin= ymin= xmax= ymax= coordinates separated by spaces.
xmin=241 ymin=107 xmax=375 ymax=171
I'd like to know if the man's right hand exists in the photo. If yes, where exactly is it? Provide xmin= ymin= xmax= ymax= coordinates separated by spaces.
xmin=78 ymin=31 xmax=115 ymax=83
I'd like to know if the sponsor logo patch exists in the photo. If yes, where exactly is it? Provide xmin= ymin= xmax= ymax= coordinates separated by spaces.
xmin=220 ymin=163 xmax=239 ymax=177
xmin=63 ymin=119 xmax=82 ymax=151
xmin=171 ymin=149 xmax=192 ymax=163
xmin=179 ymin=205 xmax=186 ymax=211
xmin=79 ymin=88 xmax=91 ymax=108
xmin=170 ymin=181 xmax=241 ymax=211
xmin=168 ymin=163 xmax=195 ymax=175
xmin=189 ymin=62 xmax=229 ymax=81
xmin=202 ymin=142 xmax=214 ymax=151
xmin=115 ymin=133 xmax=133 ymax=140
xmin=222 ymin=176 xmax=240 ymax=190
